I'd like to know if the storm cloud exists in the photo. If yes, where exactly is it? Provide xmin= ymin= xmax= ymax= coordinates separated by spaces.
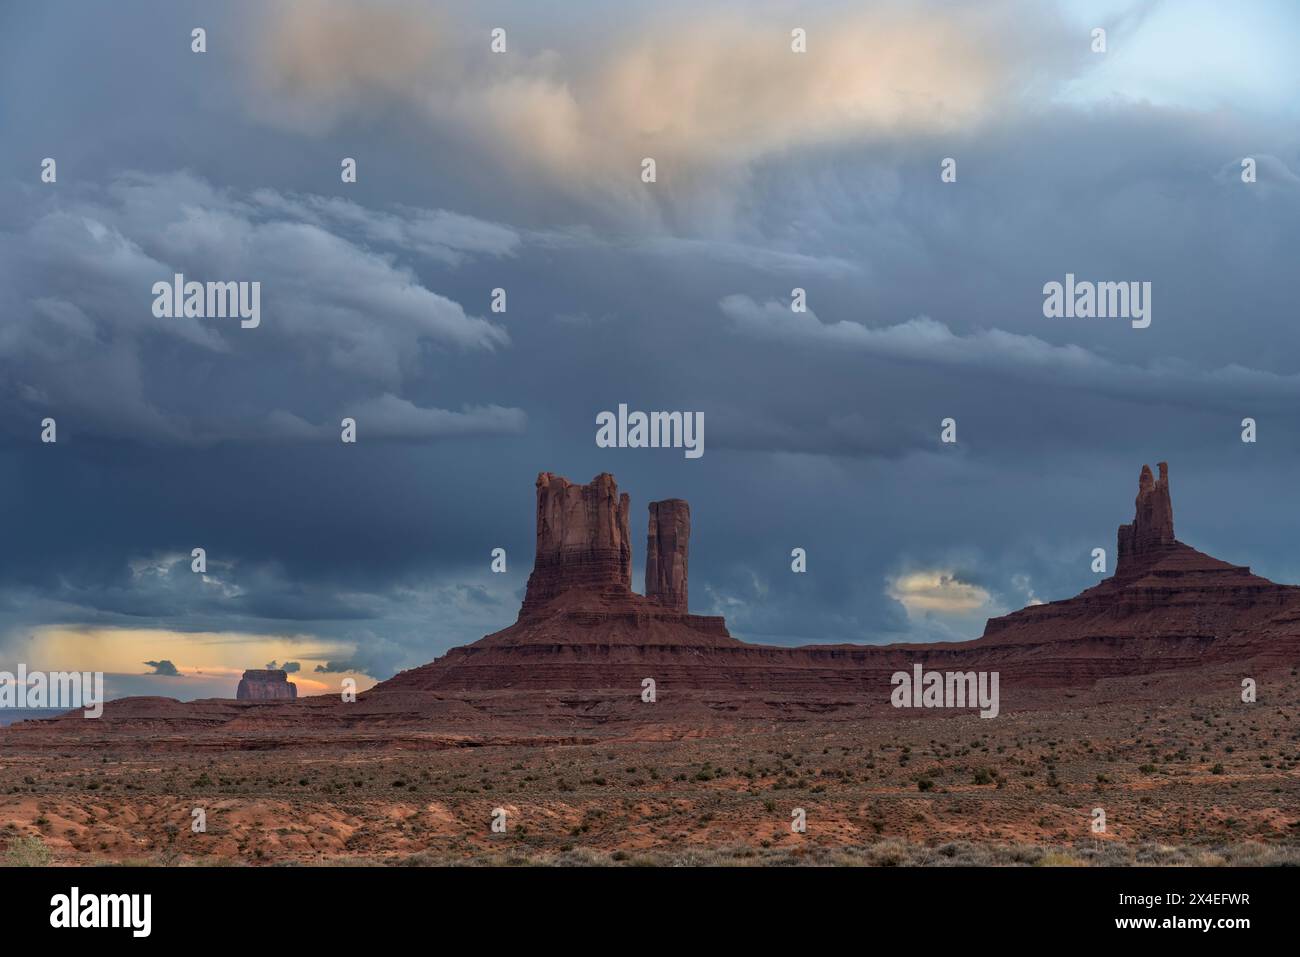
xmin=2 ymin=0 xmax=1300 ymax=696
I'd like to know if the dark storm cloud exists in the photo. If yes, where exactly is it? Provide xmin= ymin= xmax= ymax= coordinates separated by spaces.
xmin=2 ymin=1 xmax=1300 ymax=695
xmin=0 ymin=171 xmax=518 ymax=445
xmin=143 ymin=659 xmax=179 ymax=676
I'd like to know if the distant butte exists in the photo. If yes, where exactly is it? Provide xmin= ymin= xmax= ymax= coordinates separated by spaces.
xmin=236 ymin=669 xmax=297 ymax=701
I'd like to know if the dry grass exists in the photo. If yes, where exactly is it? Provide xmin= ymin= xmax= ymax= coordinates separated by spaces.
xmin=2 ymin=669 xmax=1298 ymax=866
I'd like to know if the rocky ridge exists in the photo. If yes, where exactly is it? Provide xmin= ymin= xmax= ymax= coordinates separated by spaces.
xmin=375 ymin=464 xmax=1300 ymax=696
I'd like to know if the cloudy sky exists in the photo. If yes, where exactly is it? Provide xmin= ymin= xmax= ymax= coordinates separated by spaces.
xmin=2 ymin=0 xmax=1299 ymax=701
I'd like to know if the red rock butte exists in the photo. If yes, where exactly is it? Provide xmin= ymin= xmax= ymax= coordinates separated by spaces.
xmin=8 ymin=462 xmax=1300 ymax=747
xmin=376 ymin=463 xmax=1300 ymax=696
xmin=236 ymin=669 xmax=297 ymax=701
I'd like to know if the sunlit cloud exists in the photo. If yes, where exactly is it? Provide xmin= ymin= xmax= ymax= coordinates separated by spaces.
xmin=247 ymin=0 xmax=1036 ymax=198
xmin=888 ymin=571 xmax=993 ymax=617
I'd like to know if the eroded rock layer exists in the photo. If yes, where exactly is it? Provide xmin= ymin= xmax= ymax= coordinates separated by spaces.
xmin=646 ymin=499 xmax=689 ymax=613
xmin=520 ymin=472 xmax=632 ymax=618
xmin=386 ymin=473 xmax=738 ymax=693
xmin=15 ymin=460 xmax=1297 ymax=748
xmin=1117 ymin=461 xmax=1175 ymax=570
xmin=376 ymin=463 xmax=1300 ymax=695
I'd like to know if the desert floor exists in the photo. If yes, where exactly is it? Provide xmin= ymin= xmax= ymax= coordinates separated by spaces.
xmin=2 ymin=669 xmax=1299 ymax=866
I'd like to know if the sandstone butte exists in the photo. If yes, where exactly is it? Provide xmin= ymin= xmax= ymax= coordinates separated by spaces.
xmin=375 ymin=463 xmax=1300 ymax=695
xmin=235 ymin=669 xmax=297 ymax=702
xmin=8 ymin=462 xmax=1300 ymax=741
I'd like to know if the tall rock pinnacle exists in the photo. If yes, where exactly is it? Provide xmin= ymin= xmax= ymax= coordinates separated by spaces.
xmin=1117 ymin=461 xmax=1175 ymax=570
xmin=374 ymin=459 xmax=1296 ymax=698
xmin=521 ymin=472 xmax=632 ymax=616
xmin=646 ymin=499 xmax=690 ymax=613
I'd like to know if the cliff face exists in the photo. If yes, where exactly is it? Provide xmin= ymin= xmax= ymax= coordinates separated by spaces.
xmin=383 ymin=473 xmax=735 ymax=692
xmin=1117 ymin=461 xmax=1175 ymax=570
xmin=974 ymin=461 xmax=1300 ymax=677
xmin=646 ymin=499 xmax=690 ymax=613
xmin=520 ymin=472 xmax=632 ymax=618
xmin=374 ymin=463 xmax=1300 ymax=695
xmin=236 ymin=669 xmax=297 ymax=701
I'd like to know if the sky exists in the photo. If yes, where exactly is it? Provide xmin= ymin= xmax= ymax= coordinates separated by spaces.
xmin=2 ymin=0 xmax=1299 ymax=701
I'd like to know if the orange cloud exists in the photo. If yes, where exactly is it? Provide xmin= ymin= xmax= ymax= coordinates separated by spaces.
xmin=247 ymin=1 xmax=1020 ymax=187
xmin=19 ymin=626 xmax=377 ymax=695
